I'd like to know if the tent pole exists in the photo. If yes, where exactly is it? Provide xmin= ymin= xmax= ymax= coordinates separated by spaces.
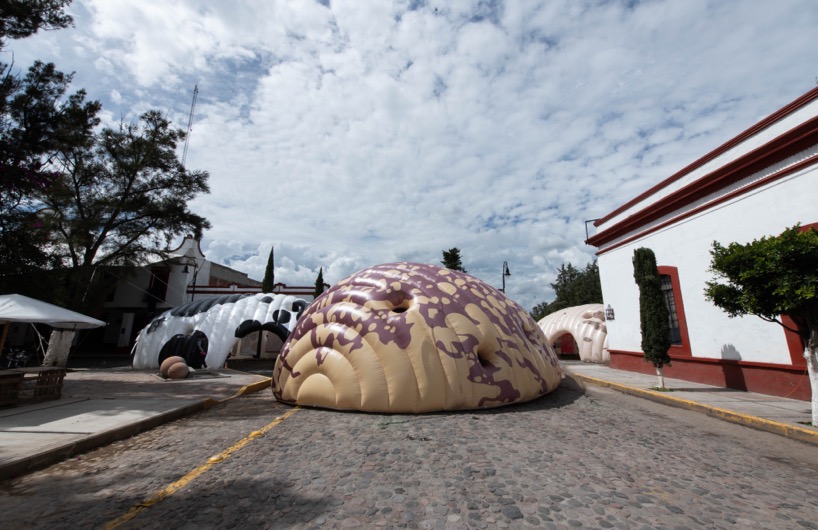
xmin=0 ymin=322 xmax=9 ymax=354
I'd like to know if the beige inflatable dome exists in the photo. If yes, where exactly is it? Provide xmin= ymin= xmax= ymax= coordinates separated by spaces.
xmin=537 ymin=304 xmax=609 ymax=363
xmin=273 ymin=262 xmax=562 ymax=413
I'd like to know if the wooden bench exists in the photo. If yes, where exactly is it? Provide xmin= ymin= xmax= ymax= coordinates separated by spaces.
xmin=0 ymin=370 xmax=24 ymax=407
xmin=0 ymin=367 xmax=67 ymax=407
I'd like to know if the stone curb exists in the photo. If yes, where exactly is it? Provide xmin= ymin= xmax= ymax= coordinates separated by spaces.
xmin=214 ymin=376 xmax=272 ymax=404
xmin=0 ymin=375 xmax=273 ymax=481
xmin=573 ymin=373 xmax=818 ymax=446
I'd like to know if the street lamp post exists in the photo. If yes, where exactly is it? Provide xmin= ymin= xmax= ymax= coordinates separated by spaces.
xmin=182 ymin=258 xmax=199 ymax=301
xmin=501 ymin=261 xmax=511 ymax=293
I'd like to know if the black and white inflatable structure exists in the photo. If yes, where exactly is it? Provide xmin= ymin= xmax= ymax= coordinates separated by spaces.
xmin=132 ymin=293 xmax=308 ymax=369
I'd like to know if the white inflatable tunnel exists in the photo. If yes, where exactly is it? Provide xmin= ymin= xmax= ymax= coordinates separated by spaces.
xmin=537 ymin=304 xmax=609 ymax=363
xmin=132 ymin=293 xmax=308 ymax=369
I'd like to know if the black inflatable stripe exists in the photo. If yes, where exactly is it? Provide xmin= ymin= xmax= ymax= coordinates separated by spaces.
xmin=158 ymin=330 xmax=209 ymax=368
xmin=259 ymin=323 xmax=290 ymax=343
xmin=272 ymin=310 xmax=291 ymax=324
xmin=235 ymin=320 xmax=261 ymax=338
xmin=170 ymin=293 xmax=250 ymax=317
xmin=292 ymin=300 xmax=308 ymax=319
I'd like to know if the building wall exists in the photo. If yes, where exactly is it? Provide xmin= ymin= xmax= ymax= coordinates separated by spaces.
xmin=590 ymin=86 xmax=818 ymax=399
xmin=600 ymin=167 xmax=816 ymax=366
xmin=208 ymin=262 xmax=261 ymax=288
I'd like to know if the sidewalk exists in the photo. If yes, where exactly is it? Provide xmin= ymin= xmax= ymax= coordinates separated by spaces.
xmin=0 ymin=366 xmax=271 ymax=480
xmin=564 ymin=360 xmax=818 ymax=445
xmin=0 ymin=360 xmax=816 ymax=481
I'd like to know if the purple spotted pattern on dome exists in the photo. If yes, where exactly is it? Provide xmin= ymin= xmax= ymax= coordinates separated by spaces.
xmin=272 ymin=262 xmax=562 ymax=412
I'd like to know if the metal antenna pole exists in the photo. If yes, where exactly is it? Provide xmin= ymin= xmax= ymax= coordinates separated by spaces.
xmin=181 ymin=84 xmax=198 ymax=168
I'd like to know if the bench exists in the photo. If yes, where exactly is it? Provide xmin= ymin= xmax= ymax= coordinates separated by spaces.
xmin=0 ymin=367 xmax=67 ymax=407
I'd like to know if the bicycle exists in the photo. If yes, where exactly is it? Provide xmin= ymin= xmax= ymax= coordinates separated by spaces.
xmin=1 ymin=347 xmax=34 ymax=369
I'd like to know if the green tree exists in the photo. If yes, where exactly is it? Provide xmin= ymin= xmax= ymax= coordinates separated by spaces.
xmin=261 ymin=246 xmax=274 ymax=293
xmin=35 ymin=110 xmax=210 ymax=310
xmin=0 ymin=1 xmax=101 ymax=300
xmin=313 ymin=267 xmax=325 ymax=298
xmin=0 ymin=63 xmax=100 ymax=275
xmin=705 ymin=225 xmax=818 ymax=426
xmin=441 ymin=247 xmax=466 ymax=272
xmin=0 ymin=0 xmax=73 ymax=45
xmin=633 ymin=247 xmax=671 ymax=389
xmin=530 ymin=261 xmax=602 ymax=321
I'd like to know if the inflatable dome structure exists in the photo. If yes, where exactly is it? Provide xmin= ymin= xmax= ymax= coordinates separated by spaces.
xmin=537 ymin=304 xmax=609 ymax=363
xmin=133 ymin=293 xmax=308 ymax=369
xmin=273 ymin=262 xmax=562 ymax=413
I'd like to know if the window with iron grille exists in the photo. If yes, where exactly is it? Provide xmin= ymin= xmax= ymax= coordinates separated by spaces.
xmin=660 ymin=274 xmax=682 ymax=345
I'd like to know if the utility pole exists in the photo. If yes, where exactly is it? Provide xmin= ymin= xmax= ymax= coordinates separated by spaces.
xmin=182 ymin=84 xmax=198 ymax=168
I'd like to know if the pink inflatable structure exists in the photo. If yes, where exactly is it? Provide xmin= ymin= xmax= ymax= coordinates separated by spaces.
xmin=273 ymin=262 xmax=563 ymax=413
xmin=537 ymin=304 xmax=609 ymax=363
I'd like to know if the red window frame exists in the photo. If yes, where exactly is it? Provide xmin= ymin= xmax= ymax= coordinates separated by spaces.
xmin=657 ymin=265 xmax=691 ymax=356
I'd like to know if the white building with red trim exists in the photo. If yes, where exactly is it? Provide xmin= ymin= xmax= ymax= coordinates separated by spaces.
xmin=586 ymin=86 xmax=818 ymax=400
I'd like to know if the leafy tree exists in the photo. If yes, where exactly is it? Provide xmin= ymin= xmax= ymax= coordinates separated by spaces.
xmin=0 ymin=0 xmax=73 ymax=45
xmin=530 ymin=261 xmax=602 ymax=321
xmin=0 ymin=1 xmax=100 ymax=300
xmin=314 ymin=267 xmax=325 ymax=298
xmin=0 ymin=63 xmax=100 ymax=272
xmin=261 ymin=246 xmax=274 ymax=293
xmin=705 ymin=225 xmax=818 ymax=426
xmin=441 ymin=247 xmax=466 ymax=272
xmin=35 ymin=110 xmax=210 ymax=310
xmin=633 ymin=247 xmax=671 ymax=389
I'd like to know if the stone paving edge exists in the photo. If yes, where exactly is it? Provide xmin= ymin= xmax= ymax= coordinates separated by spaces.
xmin=0 ymin=375 xmax=273 ymax=481
xmin=216 ymin=373 xmax=272 ymax=403
xmin=573 ymin=373 xmax=818 ymax=446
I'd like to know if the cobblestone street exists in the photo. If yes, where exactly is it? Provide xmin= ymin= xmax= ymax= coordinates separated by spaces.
xmin=2 ymin=384 xmax=817 ymax=529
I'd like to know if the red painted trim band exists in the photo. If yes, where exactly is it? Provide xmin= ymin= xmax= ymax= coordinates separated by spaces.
xmin=593 ymin=86 xmax=818 ymax=227
xmin=592 ymin=152 xmax=818 ymax=255
xmin=589 ymin=116 xmax=818 ymax=247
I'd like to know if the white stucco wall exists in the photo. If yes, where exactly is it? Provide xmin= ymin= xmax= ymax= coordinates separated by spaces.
xmin=599 ymin=166 xmax=816 ymax=365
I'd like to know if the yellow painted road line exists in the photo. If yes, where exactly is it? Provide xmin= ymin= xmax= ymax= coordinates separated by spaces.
xmin=102 ymin=407 xmax=300 ymax=530
xmin=575 ymin=373 xmax=818 ymax=446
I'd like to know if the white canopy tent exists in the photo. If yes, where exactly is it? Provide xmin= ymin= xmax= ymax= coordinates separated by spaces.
xmin=0 ymin=294 xmax=106 ymax=329
xmin=0 ymin=294 xmax=106 ymax=366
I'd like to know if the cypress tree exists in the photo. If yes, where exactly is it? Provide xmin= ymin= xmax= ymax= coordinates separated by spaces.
xmin=441 ymin=248 xmax=467 ymax=272
xmin=314 ymin=267 xmax=325 ymax=298
xmin=261 ymin=247 xmax=274 ymax=293
xmin=633 ymin=247 xmax=671 ymax=388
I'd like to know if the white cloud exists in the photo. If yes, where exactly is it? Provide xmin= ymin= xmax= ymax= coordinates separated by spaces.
xmin=6 ymin=0 xmax=818 ymax=311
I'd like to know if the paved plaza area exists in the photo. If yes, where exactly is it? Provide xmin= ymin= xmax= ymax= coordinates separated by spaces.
xmin=1 ymin=379 xmax=818 ymax=529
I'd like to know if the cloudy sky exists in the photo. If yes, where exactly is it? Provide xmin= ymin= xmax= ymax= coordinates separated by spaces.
xmin=9 ymin=0 xmax=818 ymax=311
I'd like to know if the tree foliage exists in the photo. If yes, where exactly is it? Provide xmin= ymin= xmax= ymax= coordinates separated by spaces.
xmin=705 ymin=225 xmax=818 ymax=425
xmin=0 ymin=0 xmax=73 ymax=45
xmin=261 ymin=246 xmax=274 ymax=293
xmin=705 ymin=226 xmax=818 ymax=331
xmin=530 ymin=261 xmax=602 ymax=321
xmin=0 ymin=1 xmax=101 ymax=300
xmin=0 ymin=63 xmax=100 ymax=268
xmin=633 ymin=247 xmax=671 ymax=369
xmin=441 ymin=248 xmax=466 ymax=272
xmin=314 ymin=267 xmax=325 ymax=298
xmin=34 ymin=111 xmax=211 ymax=309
